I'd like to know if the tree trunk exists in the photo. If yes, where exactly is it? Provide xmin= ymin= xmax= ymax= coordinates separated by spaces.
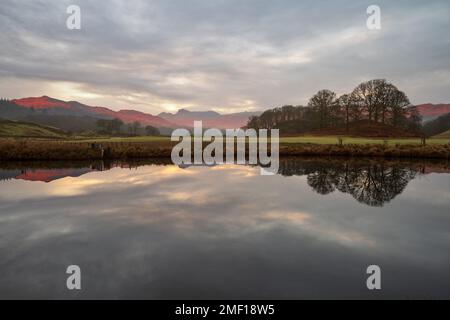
xmin=346 ymin=106 xmax=349 ymax=133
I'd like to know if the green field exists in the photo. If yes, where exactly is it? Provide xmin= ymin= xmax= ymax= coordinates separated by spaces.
xmin=71 ymin=136 xmax=170 ymax=143
xmin=1 ymin=122 xmax=448 ymax=146
xmin=0 ymin=120 xmax=68 ymax=139
xmin=70 ymin=135 xmax=450 ymax=145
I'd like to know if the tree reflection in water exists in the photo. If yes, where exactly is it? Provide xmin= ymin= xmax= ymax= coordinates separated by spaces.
xmin=278 ymin=158 xmax=445 ymax=207
xmin=0 ymin=158 xmax=448 ymax=207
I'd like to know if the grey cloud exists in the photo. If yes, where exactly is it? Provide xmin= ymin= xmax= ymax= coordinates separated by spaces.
xmin=0 ymin=0 xmax=449 ymax=113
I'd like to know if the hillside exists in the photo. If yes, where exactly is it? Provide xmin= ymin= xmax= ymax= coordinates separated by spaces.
xmin=11 ymin=96 xmax=175 ymax=128
xmin=0 ymin=119 xmax=68 ymax=138
xmin=434 ymin=130 xmax=450 ymax=139
xmin=416 ymin=103 xmax=450 ymax=122
xmin=423 ymin=112 xmax=450 ymax=136
xmin=2 ymin=96 xmax=259 ymax=131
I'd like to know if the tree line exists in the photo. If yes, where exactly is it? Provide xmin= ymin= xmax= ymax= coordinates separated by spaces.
xmin=246 ymin=79 xmax=422 ymax=134
xmin=95 ymin=118 xmax=160 ymax=136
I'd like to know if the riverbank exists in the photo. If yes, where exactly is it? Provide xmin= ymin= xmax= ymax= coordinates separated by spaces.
xmin=0 ymin=138 xmax=449 ymax=160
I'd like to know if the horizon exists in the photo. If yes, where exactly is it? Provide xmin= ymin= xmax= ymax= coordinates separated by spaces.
xmin=5 ymin=94 xmax=450 ymax=117
xmin=1 ymin=0 xmax=450 ymax=114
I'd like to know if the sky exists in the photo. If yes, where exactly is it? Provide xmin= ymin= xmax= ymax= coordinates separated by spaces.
xmin=0 ymin=0 xmax=449 ymax=114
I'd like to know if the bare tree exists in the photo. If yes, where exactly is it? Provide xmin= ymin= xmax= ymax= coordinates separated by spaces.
xmin=308 ymin=90 xmax=337 ymax=129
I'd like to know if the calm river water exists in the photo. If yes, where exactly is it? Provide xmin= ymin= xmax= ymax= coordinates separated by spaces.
xmin=0 ymin=158 xmax=449 ymax=299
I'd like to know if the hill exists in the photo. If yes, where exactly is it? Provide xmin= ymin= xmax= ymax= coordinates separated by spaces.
xmin=0 ymin=119 xmax=68 ymax=138
xmin=416 ymin=103 xmax=450 ymax=122
xmin=10 ymin=96 xmax=175 ymax=128
xmin=1 ymin=96 xmax=259 ymax=131
xmin=434 ymin=130 xmax=450 ymax=139
xmin=423 ymin=112 xmax=450 ymax=136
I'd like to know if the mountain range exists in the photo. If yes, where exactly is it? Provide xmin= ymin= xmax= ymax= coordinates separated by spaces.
xmin=11 ymin=96 xmax=174 ymax=128
xmin=1 ymin=96 xmax=449 ymax=134
xmin=3 ymin=96 xmax=259 ymax=131
xmin=158 ymin=108 xmax=261 ymax=128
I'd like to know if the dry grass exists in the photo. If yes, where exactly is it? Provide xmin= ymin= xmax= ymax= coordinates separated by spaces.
xmin=278 ymin=143 xmax=450 ymax=159
xmin=0 ymin=138 xmax=449 ymax=160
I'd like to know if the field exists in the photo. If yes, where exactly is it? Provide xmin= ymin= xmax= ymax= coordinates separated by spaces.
xmin=280 ymin=136 xmax=449 ymax=145
xmin=0 ymin=119 xmax=67 ymax=139
xmin=435 ymin=130 xmax=450 ymax=139
xmin=69 ymin=135 xmax=450 ymax=145
xmin=2 ymin=118 xmax=449 ymax=146
xmin=70 ymin=136 xmax=170 ymax=143
xmin=0 ymin=125 xmax=449 ymax=160
xmin=0 ymin=134 xmax=449 ymax=161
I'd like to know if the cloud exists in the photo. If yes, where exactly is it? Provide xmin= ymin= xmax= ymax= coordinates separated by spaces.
xmin=0 ymin=0 xmax=449 ymax=114
xmin=1 ymin=163 xmax=450 ymax=298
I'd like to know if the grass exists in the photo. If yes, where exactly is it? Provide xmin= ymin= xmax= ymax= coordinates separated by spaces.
xmin=0 ymin=130 xmax=449 ymax=161
xmin=70 ymin=136 xmax=170 ymax=143
xmin=1 ymin=126 xmax=448 ymax=146
xmin=0 ymin=119 xmax=68 ymax=139
xmin=434 ymin=130 xmax=450 ymax=139
xmin=67 ymin=135 xmax=450 ymax=145
xmin=280 ymin=136 xmax=449 ymax=145
xmin=0 ymin=136 xmax=449 ymax=160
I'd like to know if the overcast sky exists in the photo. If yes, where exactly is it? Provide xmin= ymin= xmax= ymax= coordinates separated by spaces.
xmin=0 ymin=0 xmax=449 ymax=114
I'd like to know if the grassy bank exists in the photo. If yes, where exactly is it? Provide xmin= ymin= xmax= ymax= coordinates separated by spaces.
xmin=0 ymin=137 xmax=449 ymax=160
xmin=280 ymin=136 xmax=449 ymax=145
xmin=67 ymin=135 xmax=448 ymax=145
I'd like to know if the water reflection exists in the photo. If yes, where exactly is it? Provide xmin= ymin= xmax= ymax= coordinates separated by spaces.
xmin=278 ymin=158 xmax=440 ymax=207
xmin=0 ymin=157 xmax=449 ymax=299
xmin=1 ymin=158 xmax=448 ymax=207
xmin=0 ymin=159 xmax=171 ymax=183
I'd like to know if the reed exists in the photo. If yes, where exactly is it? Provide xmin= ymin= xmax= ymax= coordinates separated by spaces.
xmin=0 ymin=138 xmax=448 ymax=160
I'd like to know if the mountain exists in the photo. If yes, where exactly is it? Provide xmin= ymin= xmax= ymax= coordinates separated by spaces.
xmin=11 ymin=96 xmax=175 ymax=128
xmin=416 ymin=103 xmax=450 ymax=122
xmin=3 ymin=96 xmax=259 ymax=131
xmin=423 ymin=112 xmax=450 ymax=136
xmin=158 ymin=109 xmax=261 ymax=128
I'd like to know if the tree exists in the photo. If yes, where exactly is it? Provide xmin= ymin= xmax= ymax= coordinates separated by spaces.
xmin=351 ymin=79 xmax=387 ymax=122
xmin=246 ymin=115 xmax=260 ymax=130
xmin=96 ymin=119 xmax=110 ymax=134
xmin=111 ymin=118 xmax=124 ymax=134
xmin=386 ymin=88 xmax=411 ymax=127
xmin=404 ymin=106 xmax=422 ymax=133
xmin=145 ymin=125 xmax=160 ymax=136
xmin=96 ymin=118 xmax=124 ymax=135
xmin=132 ymin=121 xmax=141 ymax=135
xmin=246 ymin=79 xmax=420 ymax=134
xmin=337 ymin=94 xmax=352 ymax=132
xmin=308 ymin=90 xmax=337 ymax=129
